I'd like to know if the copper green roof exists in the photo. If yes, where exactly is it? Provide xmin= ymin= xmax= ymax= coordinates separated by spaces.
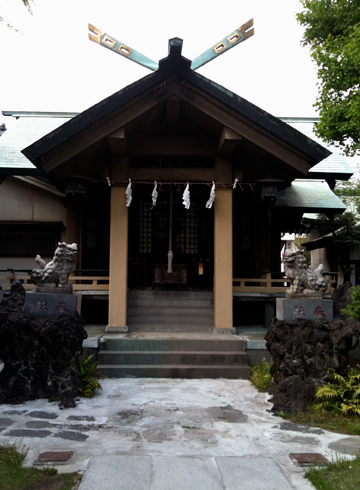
xmin=0 ymin=114 xmax=73 ymax=176
xmin=276 ymin=180 xmax=346 ymax=213
xmin=280 ymin=118 xmax=354 ymax=181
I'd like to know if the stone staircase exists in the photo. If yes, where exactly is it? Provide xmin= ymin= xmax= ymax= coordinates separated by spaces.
xmin=127 ymin=290 xmax=214 ymax=333
xmin=97 ymin=290 xmax=250 ymax=379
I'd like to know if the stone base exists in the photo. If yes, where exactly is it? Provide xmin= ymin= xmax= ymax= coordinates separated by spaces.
xmin=105 ymin=325 xmax=129 ymax=333
xmin=286 ymin=292 xmax=323 ymax=300
xmin=25 ymin=291 xmax=78 ymax=318
xmin=36 ymin=285 xmax=73 ymax=294
xmin=276 ymin=298 xmax=333 ymax=322
xmin=213 ymin=327 xmax=236 ymax=335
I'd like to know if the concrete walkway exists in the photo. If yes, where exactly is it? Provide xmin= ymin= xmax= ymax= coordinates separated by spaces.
xmin=0 ymin=379 xmax=359 ymax=490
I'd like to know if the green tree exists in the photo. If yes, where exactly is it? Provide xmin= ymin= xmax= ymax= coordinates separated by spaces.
xmin=297 ymin=0 xmax=360 ymax=156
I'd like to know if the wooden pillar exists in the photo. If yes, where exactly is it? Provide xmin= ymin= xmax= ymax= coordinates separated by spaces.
xmin=214 ymin=187 xmax=233 ymax=331
xmin=107 ymin=154 xmax=129 ymax=331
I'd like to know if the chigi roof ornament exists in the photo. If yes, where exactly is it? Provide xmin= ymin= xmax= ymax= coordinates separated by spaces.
xmin=88 ymin=19 xmax=254 ymax=71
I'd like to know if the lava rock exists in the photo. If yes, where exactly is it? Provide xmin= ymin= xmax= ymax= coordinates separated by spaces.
xmin=0 ymin=282 xmax=87 ymax=407
xmin=265 ymin=317 xmax=360 ymax=414
xmin=333 ymin=282 xmax=353 ymax=319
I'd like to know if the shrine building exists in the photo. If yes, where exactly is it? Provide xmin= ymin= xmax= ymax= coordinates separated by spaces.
xmin=0 ymin=36 xmax=352 ymax=335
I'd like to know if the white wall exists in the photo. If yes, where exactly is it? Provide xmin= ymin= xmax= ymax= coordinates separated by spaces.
xmin=0 ymin=176 xmax=67 ymax=275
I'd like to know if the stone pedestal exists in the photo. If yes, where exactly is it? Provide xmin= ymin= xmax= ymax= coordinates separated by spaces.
xmin=25 ymin=291 xmax=80 ymax=318
xmin=276 ymin=297 xmax=333 ymax=322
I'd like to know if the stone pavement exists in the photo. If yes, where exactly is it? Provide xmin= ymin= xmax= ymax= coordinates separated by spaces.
xmin=1 ymin=379 xmax=359 ymax=490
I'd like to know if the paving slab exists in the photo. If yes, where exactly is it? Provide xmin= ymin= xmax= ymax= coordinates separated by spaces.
xmin=216 ymin=456 xmax=291 ymax=490
xmin=152 ymin=456 xmax=223 ymax=490
xmin=329 ymin=436 xmax=360 ymax=455
xmin=78 ymin=455 xmax=151 ymax=490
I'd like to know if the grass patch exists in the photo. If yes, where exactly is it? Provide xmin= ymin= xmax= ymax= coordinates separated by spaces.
xmin=250 ymin=358 xmax=272 ymax=391
xmin=285 ymin=403 xmax=360 ymax=435
xmin=306 ymin=453 xmax=360 ymax=490
xmin=0 ymin=443 xmax=81 ymax=490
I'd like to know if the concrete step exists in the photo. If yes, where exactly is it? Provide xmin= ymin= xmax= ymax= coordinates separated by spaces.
xmin=97 ymin=364 xmax=251 ymax=379
xmin=128 ymin=290 xmax=213 ymax=299
xmin=129 ymin=324 xmax=214 ymax=332
xmin=100 ymin=335 xmax=246 ymax=352
xmin=98 ymin=351 xmax=249 ymax=365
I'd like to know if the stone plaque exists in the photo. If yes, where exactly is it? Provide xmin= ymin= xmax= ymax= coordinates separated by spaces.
xmin=25 ymin=292 xmax=79 ymax=318
xmin=276 ymin=298 xmax=333 ymax=322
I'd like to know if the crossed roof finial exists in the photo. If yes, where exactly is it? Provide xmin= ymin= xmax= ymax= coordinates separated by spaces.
xmin=88 ymin=19 xmax=254 ymax=72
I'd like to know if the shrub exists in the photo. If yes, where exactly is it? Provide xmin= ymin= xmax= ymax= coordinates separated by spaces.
xmin=250 ymin=358 xmax=272 ymax=391
xmin=341 ymin=285 xmax=360 ymax=321
xmin=315 ymin=369 xmax=360 ymax=416
xmin=77 ymin=355 xmax=102 ymax=398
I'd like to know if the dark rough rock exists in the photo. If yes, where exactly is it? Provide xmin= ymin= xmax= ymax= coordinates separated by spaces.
xmin=333 ymin=282 xmax=353 ymax=319
xmin=265 ymin=317 xmax=360 ymax=414
xmin=0 ymin=282 xmax=87 ymax=408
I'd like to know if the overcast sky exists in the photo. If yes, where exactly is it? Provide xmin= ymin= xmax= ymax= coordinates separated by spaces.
xmin=0 ymin=0 xmax=317 ymax=126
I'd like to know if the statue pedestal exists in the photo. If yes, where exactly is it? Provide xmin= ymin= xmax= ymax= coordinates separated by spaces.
xmin=276 ymin=297 xmax=333 ymax=322
xmin=36 ymin=285 xmax=73 ymax=294
xmin=25 ymin=291 xmax=79 ymax=318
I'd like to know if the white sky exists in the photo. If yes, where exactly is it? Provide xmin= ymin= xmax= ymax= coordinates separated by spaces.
xmin=0 ymin=0 xmax=318 ymax=127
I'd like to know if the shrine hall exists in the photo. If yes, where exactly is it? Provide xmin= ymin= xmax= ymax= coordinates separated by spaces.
xmin=0 ymin=30 xmax=351 ymax=336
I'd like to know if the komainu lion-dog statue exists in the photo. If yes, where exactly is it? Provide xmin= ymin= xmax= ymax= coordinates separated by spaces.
xmin=31 ymin=242 xmax=78 ymax=289
xmin=283 ymin=249 xmax=327 ymax=296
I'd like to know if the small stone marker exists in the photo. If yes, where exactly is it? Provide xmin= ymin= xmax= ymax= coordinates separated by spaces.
xmin=290 ymin=453 xmax=328 ymax=466
xmin=36 ymin=451 xmax=72 ymax=465
xmin=25 ymin=292 xmax=78 ymax=318
xmin=276 ymin=298 xmax=333 ymax=322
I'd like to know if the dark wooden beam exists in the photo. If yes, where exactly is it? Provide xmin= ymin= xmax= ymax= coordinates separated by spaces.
xmin=128 ymin=135 xmax=216 ymax=156
xmin=166 ymin=96 xmax=181 ymax=122
xmin=107 ymin=127 xmax=127 ymax=154
xmin=218 ymin=127 xmax=242 ymax=156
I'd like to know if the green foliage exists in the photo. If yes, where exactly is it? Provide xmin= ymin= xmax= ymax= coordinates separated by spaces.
xmin=334 ymin=177 xmax=360 ymax=215
xmin=306 ymin=452 xmax=360 ymax=490
xmin=78 ymin=355 xmax=102 ymax=398
xmin=286 ymin=402 xmax=360 ymax=435
xmin=294 ymin=235 xmax=311 ymax=266
xmin=342 ymin=285 xmax=360 ymax=320
xmin=250 ymin=358 xmax=272 ymax=391
xmin=0 ymin=442 xmax=79 ymax=490
xmin=317 ymin=208 xmax=360 ymax=276
xmin=297 ymin=0 xmax=360 ymax=156
xmin=315 ymin=369 xmax=360 ymax=416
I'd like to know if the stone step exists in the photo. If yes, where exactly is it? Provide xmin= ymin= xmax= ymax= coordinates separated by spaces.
xmin=98 ymin=351 xmax=249 ymax=365
xmin=128 ymin=290 xmax=213 ymax=299
xmin=128 ymin=314 xmax=213 ymax=325
xmin=127 ymin=306 xmax=213 ymax=317
xmin=129 ymin=324 xmax=214 ymax=332
xmin=127 ymin=299 xmax=213 ymax=308
xmin=97 ymin=364 xmax=250 ymax=379
xmin=100 ymin=335 xmax=246 ymax=352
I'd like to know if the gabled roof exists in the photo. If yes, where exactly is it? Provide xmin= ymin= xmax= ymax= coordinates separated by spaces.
xmin=22 ymin=39 xmax=330 ymax=172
